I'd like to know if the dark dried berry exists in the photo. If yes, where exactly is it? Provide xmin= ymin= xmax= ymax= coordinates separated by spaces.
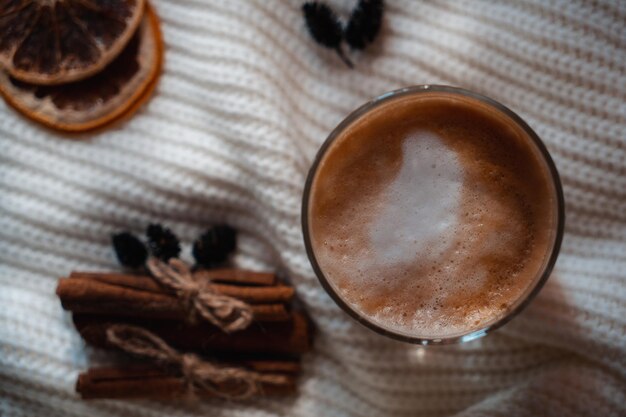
xmin=146 ymin=224 xmax=180 ymax=261
xmin=193 ymin=225 xmax=237 ymax=267
xmin=345 ymin=0 xmax=384 ymax=50
xmin=302 ymin=1 xmax=353 ymax=68
xmin=112 ymin=232 xmax=147 ymax=268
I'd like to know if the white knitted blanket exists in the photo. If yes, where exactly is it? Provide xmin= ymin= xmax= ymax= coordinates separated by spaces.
xmin=1 ymin=1 xmax=625 ymax=416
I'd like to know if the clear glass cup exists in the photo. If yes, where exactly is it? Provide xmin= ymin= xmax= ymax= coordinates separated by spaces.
xmin=302 ymin=85 xmax=565 ymax=345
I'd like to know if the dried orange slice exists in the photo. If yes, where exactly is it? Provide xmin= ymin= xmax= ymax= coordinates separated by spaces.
xmin=0 ymin=0 xmax=146 ymax=85
xmin=0 ymin=3 xmax=162 ymax=132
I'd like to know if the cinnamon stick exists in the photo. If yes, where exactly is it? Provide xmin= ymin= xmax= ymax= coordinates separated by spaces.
xmin=67 ymin=271 xmax=291 ymax=303
xmin=57 ymin=278 xmax=291 ymax=321
xmin=76 ymin=364 xmax=297 ymax=399
xmin=71 ymin=269 xmax=277 ymax=287
xmin=73 ymin=312 xmax=312 ymax=354
xmin=193 ymin=269 xmax=276 ymax=286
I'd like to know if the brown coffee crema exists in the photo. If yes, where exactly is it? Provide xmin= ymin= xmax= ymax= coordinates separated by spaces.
xmin=308 ymin=92 xmax=558 ymax=339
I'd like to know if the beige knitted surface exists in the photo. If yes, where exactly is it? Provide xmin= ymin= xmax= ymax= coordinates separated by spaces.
xmin=1 ymin=1 xmax=625 ymax=416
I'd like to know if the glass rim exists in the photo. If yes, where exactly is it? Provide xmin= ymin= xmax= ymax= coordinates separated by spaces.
xmin=301 ymin=84 xmax=565 ymax=345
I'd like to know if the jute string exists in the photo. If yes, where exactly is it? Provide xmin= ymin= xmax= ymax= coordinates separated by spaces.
xmin=146 ymin=257 xmax=253 ymax=332
xmin=105 ymin=324 xmax=288 ymax=399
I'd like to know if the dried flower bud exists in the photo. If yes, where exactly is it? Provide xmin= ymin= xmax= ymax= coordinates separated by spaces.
xmin=193 ymin=225 xmax=237 ymax=267
xmin=345 ymin=0 xmax=384 ymax=50
xmin=146 ymin=224 xmax=180 ymax=261
xmin=302 ymin=1 xmax=353 ymax=68
xmin=112 ymin=232 xmax=147 ymax=268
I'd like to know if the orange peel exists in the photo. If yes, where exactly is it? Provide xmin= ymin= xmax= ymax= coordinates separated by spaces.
xmin=0 ymin=3 xmax=163 ymax=133
xmin=0 ymin=0 xmax=146 ymax=85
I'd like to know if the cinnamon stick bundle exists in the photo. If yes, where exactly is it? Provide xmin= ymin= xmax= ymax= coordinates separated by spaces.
xmin=77 ymin=362 xmax=298 ymax=399
xmin=57 ymin=271 xmax=294 ymax=322
xmin=73 ymin=312 xmax=312 ymax=354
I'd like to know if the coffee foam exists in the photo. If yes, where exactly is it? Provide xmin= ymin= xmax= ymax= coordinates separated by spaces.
xmin=308 ymin=92 xmax=556 ymax=339
xmin=367 ymin=131 xmax=462 ymax=270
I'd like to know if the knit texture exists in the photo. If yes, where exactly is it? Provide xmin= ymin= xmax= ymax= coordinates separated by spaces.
xmin=1 ymin=1 xmax=625 ymax=416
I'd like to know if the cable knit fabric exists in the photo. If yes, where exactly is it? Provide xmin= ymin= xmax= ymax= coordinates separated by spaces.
xmin=1 ymin=1 xmax=625 ymax=416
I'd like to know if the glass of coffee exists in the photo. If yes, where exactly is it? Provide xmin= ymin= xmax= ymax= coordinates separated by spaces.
xmin=302 ymin=85 xmax=565 ymax=344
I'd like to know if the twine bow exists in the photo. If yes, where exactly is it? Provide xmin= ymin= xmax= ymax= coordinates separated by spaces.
xmin=106 ymin=324 xmax=287 ymax=399
xmin=147 ymin=258 xmax=253 ymax=332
